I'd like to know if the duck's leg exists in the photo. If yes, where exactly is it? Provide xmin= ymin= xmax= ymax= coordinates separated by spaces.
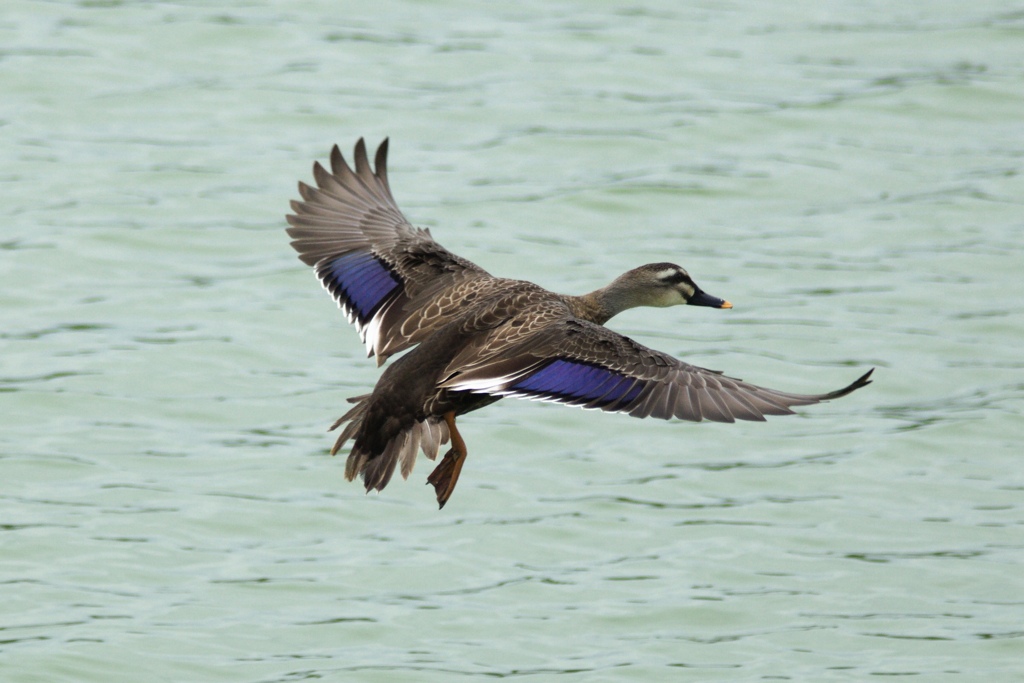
xmin=425 ymin=411 xmax=468 ymax=509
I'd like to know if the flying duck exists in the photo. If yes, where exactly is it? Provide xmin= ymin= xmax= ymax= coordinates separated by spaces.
xmin=286 ymin=139 xmax=872 ymax=508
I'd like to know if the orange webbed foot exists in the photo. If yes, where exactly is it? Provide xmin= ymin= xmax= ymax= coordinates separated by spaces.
xmin=425 ymin=411 xmax=467 ymax=509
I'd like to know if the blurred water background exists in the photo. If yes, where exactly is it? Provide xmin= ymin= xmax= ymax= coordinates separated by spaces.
xmin=3 ymin=1 xmax=1023 ymax=681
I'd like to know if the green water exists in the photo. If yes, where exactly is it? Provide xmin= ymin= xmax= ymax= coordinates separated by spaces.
xmin=3 ymin=1 xmax=1022 ymax=681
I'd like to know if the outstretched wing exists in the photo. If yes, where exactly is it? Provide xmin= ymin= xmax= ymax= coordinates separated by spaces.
xmin=286 ymin=138 xmax=496 ymax=364
xmin=438 ymin=305 xmax=873 ymax=422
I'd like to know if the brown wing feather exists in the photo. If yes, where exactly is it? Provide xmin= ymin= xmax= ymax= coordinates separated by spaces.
xmin=286 ymin=139 xmax=495 ymax=363
xmin=439 ymin=305 xmax=873 ymax=423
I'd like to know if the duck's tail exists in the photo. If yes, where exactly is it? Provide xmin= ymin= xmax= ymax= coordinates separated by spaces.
xmin=328 ymin=394 xmax=450 ymax=493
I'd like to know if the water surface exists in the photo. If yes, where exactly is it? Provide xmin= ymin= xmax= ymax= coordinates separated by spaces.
xmin=3 ymin=1 xmax=1023 ymax=681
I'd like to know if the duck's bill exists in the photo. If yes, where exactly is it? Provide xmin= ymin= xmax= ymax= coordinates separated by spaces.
xmin=688 ymin=290 xmax=732 ymax=309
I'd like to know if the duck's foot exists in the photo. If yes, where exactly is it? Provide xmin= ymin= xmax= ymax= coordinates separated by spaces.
xmin=425 ymin=411 xmax=467 ymax=509
xmin=426 ymin=447 xmax=465 ymax=509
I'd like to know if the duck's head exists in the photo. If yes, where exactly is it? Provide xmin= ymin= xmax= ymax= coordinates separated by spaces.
xmin=611 ymin=262 xmax=732 ymax=310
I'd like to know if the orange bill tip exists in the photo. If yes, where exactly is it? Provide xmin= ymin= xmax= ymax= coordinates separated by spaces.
xmin=720 ymin=300 xmax=733 ymax=309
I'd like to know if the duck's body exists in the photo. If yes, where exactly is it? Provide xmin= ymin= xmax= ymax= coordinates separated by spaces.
xmin=287 ymin=139 xmax=872 ymax=507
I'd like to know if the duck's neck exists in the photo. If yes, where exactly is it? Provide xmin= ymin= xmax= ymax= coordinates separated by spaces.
xmin=564 ymin=283 xmax=639 ymax=326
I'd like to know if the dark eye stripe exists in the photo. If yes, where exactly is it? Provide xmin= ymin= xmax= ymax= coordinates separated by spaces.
xmin=660 ymin=271 xmax=692 ymax=286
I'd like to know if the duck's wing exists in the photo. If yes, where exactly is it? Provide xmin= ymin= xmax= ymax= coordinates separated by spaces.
xmin=438 ymin=307 xmax=873 ymax=422
xmin=286 ymin=138 xmax=494 ymax=364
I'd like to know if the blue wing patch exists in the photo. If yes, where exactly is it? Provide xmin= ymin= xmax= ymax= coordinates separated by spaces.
xmin=318 ymin=251 xmax=401 ymax=324
xmin=510 ymin=359 xmax=644 ymax=407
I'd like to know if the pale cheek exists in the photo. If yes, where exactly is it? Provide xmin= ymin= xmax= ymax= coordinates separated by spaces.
xmin=656 ymin=290 xmax=688 ymax=307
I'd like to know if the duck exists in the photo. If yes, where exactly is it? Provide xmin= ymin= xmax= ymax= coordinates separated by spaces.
xmin=286 ymin=139 xmax=872 ymax=508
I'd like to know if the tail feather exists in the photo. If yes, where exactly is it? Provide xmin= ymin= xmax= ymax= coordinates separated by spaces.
xmin=421 ymin=418 xmax=449 ymax=461
xmin=328 ymin=395 xmax=450 ymax=492
xmin=400 ymin=424 xmax=422 ymax=479
xmin=362 ymin=430 xmax=407 ymax=491
xmin=329 ymin=393 xmax=371 ymax=450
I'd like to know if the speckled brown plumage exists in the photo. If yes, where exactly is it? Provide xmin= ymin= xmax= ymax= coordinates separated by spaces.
xmin=287 ymin=138 xmax=873 ymax=508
